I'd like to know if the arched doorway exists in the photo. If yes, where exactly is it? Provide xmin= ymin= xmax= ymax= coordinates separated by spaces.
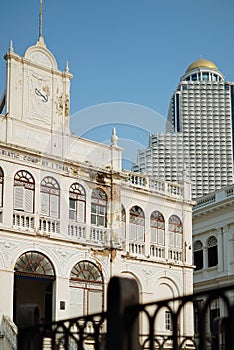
xmin=13 ymin=251 xmax=55 ymax=326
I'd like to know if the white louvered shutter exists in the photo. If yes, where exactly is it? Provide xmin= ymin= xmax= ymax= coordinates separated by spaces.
xmin=25 ymin=189 xmax=33 ymax=212
xmin=129 ymin=223 xmax=136 ymax=241
xmin=14 ymin=186 xmax=24 ymax=210
xmin=137 ymin=225 xmax=144 ymax=241
xmin=41 ymin=193 xmax=49 ymax=216
xmin=176 ymin=233 xmax=182 ymax=248
xmin=78 ymin=201 xmax=85 ymax=223
xmin=158 ymin=229 xmax=164 ymax=245
xmin=88 ymin=290 xmax=102 ymax=314
xmin=169 ymin=232 xmax=174 ymax=247
xmin=70 ymin=288 xmax=83 ymax=317
xmin=51 ymin=195 xmax=59 ymax=218
xmin=151 ymin=228 xmax=157 ymax=243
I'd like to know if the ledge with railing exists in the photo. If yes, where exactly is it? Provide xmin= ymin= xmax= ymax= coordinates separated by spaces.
xmin=123 ymin=171 xmax=184 ymax=199
xmin=194 ymin=183 xmax=234 ymax=210
xmin=68 ymin=223 xmax=109 ymax=246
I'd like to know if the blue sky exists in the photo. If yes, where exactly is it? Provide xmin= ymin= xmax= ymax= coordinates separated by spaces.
xmin=1 ymin=0 xmax=234 ymax=167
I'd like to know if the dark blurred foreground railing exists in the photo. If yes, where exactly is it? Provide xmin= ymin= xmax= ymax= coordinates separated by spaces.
xmin=18 ymin=277 xmax=234 ymax=350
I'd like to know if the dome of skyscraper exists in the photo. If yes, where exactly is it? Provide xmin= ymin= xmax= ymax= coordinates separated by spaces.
xmin=186 ymin=59 xmax=218 ymax=73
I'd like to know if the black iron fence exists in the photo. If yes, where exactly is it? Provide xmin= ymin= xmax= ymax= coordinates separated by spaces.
xmin=18 ymin=277 xmax=234 ymax=350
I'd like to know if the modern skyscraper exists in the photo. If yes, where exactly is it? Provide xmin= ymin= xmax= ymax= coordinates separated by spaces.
xmin=133 ymin=59 xmax=234 ymax=199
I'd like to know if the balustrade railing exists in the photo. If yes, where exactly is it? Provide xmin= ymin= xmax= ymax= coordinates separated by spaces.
xmin=194 ymin=194 xmax=216 ymax=209
xmin=68 ymin=222 xmax=86 ymax=240
xmin=150 ymin=244 xmax=165 ymax=259
xmin=129 ymin=242 xmax=145 ymax=255
xmin=90 ymin=226 xmax=107 ymax=243
xmin=39 ymin=217 xmax=60 ymax=234
xmin=168 ymin=248 xmax=182 ymax=261
xmin=124 ymin=171 xmax=183 ymax=199
xmin=226 ymin=187 xmax=234 ymax=197
xmin=13 ymin=211 xmax=34 ymax=230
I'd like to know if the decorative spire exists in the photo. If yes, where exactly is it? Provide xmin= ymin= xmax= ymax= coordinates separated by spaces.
xmin=9 ymin=40 xmax=14 ymax=53
xmin=111 ymin=127 xmax=118 ymax=146
xmin=65 ymin=61 xmax=69 ymax=72
xmin=39 ymin=0 xmax=43 ymax=39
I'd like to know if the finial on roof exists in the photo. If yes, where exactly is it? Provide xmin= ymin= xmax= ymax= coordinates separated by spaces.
xmin=65 ymin=61 xmax=69 ymax=72
xmin=39 ymin=0 xmax=43 ymax=39
xmin=111 ymin=127 xmax=118 ymax=146
xmin=9 ymin=40 xmax=14 ymax=53
xmin=37 ymin=0 xmax=46 ymax=46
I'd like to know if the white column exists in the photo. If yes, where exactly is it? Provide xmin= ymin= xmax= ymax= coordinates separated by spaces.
xmin=3 ymin=171 xmax=14 ymax=228
xmin=144 ymin=213 xmax=150 ymax=256
xmin=0 ymin=269 xmax=14 ymax=319
xmin=54 ymin=276 xmax=70 ymax=321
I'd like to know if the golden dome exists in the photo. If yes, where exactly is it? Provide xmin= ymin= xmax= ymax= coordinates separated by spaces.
xmin=186 ymin=59 xmax=218 ymax=73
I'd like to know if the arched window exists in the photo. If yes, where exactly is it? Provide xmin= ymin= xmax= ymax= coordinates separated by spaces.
xmin=70 ymin=261 xmax=104 ymax=316
xmin=91 ymin=188 xmax=107 ymax=227
xmin=14 ymin=170 xmax=35 ymax=213
xmin=150 ymin=211 xmax=165 ymax=245
xmin=69 ymin=183 xmax=86 ymax=223
xmin=41 ymin=177 xmax=60 ymax=218
xmin=129 ymin=206 xmax=144 ymax=241
xmin=193 ymin=240 xmax=203 ymax=270
xmin=0 ymin=167 xmax=4 ymax=207
xmin=207 ymin=236 xmax=218 ymax=267
xmin=168 ymin=215 xmax=183 ymax=248
xmin=15 ymin=251 xmax=55 ymax=278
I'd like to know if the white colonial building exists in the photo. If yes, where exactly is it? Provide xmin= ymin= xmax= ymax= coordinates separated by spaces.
xmin=192 ymin=184 xmax=234 ymax=332
xmin=0 ymin=29 xmax=194 ymax=347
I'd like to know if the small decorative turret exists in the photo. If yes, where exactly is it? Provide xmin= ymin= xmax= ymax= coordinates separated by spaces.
xmin=111 ymin=127 xmax=118 ymax=146
xmin=9 ymin=40 xmax=14 ymax=53
xmin=65 ymin=61 xmax=69 ymax=73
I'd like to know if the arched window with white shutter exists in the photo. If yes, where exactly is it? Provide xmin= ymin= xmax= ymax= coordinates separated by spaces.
xmin=129 ymin=206 xmax=145 ymax=242
xmin=168 ymin=215 xmax=183 ymax=248
xmin=69 ymin=183 xmax=86 ymax=223
xmin=40 ymin=177 xmax=60 ymax=219
xmin=150 ymin=211 xmax=165 ymax=245
xmin=14 ymin=170 xmax=35 ymax=213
